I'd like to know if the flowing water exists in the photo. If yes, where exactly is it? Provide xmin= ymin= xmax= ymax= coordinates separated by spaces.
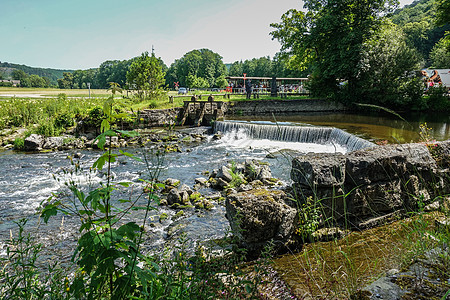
xmin=0 ymin=120 xmax=367 ymax=260
xmin=0 ymin=112 xmax=448 ymax=261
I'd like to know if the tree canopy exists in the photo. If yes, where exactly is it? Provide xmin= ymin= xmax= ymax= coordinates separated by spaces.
xmin=270 ymin=0 xmax=432 ymax=108
xmin=391 ymin=0 xmax=450 ymax=65
xmin=126 ymin=52 xmax=166 ymax=99
xmin=166 ymin=49 xmax=226 ymax=89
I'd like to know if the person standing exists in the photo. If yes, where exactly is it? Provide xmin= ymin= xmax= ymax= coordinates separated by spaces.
xmin=245 ymin=79 xmax=252 ymax=99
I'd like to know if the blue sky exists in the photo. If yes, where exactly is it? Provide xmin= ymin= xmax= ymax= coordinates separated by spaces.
xmin=1 ymin=0 xmax=415 ymax=70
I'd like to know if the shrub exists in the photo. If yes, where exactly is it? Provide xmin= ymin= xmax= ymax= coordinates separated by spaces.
xmin=36 ymin=118 xmax=56 ymax=137
xmin=0 ymin=81 xmax=13 ymax=87
xmin=85 ymin=107 xmax=104 ymax=128
xmin=54 ymin=112 xmax=74 ymax=129
xmin=425 ymin=85 xmax=450 ymax=111
xmin=13 ymin=137 xmax=24 ymax=150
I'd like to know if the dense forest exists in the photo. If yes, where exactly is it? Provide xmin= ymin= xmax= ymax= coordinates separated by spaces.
xmin=391 ymin=0 xmax=450 ymax=67
xmin=0 ymin=62 xmax=72 ymax=85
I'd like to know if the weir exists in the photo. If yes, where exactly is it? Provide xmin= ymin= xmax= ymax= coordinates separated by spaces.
xmin=214 ymin=121 xmax=374 ymax=152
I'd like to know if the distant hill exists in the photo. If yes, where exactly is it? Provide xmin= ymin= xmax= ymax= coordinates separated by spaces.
xmin=0 ymin=62 xmax=73 ymax=85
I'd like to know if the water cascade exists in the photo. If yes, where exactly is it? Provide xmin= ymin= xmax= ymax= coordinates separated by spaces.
xmin=214 ymin=121 xmax=374 ymax=152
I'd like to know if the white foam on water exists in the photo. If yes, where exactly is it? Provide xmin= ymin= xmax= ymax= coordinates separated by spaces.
xmin=0 ymin=242 xmax=7 ymax=257
xmin=210 ymin=128 xmax=346 ymax=154
xmin=10 ymin=168 xmax=105 ymax=214
xmin=213 ymin=121 xmax=374 ymax=152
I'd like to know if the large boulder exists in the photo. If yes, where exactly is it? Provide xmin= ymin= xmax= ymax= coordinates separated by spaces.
xmin=433 ymin=140 xmax=450 ymax=168
xmin=345 ymin=143 xmax=437 ymax=186
xmin=291 ymin=153 xmax=345 ymax=187
xmin=43 ymin=137 xmax=64 ymax=149
xmin=24 ymin=134 xmax=44 ymax=151
xmin=226 ymin=189 xmax=298 ymax=256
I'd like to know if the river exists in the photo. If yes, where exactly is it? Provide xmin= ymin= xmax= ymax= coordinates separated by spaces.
xmin=0 ymin=111 xmax=449 ymax=261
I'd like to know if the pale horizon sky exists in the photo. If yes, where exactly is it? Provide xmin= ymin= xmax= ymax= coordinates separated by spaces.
xmin=1 ymin=0 xmax=416 ymax=70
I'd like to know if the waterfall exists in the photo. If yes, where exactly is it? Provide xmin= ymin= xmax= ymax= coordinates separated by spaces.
xmin=214 ymin=121 xmax=374 ymax=152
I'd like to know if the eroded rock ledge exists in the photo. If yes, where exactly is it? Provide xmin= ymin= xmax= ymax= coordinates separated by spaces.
xmin=291 ymin=141 xmax=450 ymax=228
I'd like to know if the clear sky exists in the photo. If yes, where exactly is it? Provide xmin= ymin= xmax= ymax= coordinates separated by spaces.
xmin=1 ymin=0 xmax=415 ymax=70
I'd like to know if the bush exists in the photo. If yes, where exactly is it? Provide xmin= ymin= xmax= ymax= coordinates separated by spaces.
xmin=13 ymin=138 xmax=24 ymax=150
xmin=57 ymin=93 xmax=67 ymax=101
xmin=0 ymin=82 xmax=13 ymax=87
xmin=36 ymin=119 xmax=56 ymax=137
xmin=148 ymin=100 xmax=158 ymax=109
xmin=54 ymin=112 xmax=74 ymax=129
xmin=85 ymin=107 xmax=104 ymax=128
xmin=425 ymin=85 xmax=450 ymax=111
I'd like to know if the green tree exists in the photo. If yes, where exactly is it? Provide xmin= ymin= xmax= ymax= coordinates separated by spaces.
xmin=126 ymin=51 xmax=166 ymax=100
xmin=228 ymin=61 xmax=244 ymax=77
xmin=12 ymin=69 xmax=31 ymax=87
xmin=215 ymin=75 xmax=229 ymax=88
xmin=391 ymin=0 xmax=449 ymax=65
xmin=357 ymin=20 xmax=422 ymax=108
xmin=97 ymin=60 xmax=136 ymax=89
xmin=166 ymin=49 xmax=226 ymax=88
xmin=436 ymin=0 xmax=450 ymax=51
xmin=430 ymin=38 xmax=450 ymax=67
xmin=436 ymin=0 xmax=450 ymax=26
xmin=28 ymin=74 xmax=48 ymax=88
xmin=12 ymin=69 xmax=28 ymax=81
xmin=57 ymin=72 xmax=74 ymax=89
xmin=271 ymin=0 xmax=398 ymax=103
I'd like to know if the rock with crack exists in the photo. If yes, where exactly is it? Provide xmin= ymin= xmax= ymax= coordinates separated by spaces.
xmin=226 ymin=189 xmax=298 ymax=257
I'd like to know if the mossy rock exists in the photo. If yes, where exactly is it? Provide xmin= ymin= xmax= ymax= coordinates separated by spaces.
xmin=172 ymin=210 xmax=185 ymax=220
xmin=159 ymin=213 xmax=169 ymax=222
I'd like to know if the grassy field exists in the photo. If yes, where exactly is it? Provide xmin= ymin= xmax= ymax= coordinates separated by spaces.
xmin=0 ymin=87 xmax=311 ymax=111
xmin=0 ymin=87 xmax=111 ymax=98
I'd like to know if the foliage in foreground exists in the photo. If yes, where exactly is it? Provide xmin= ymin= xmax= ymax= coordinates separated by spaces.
xmin=0 ymin=87 xmax=273 ymax=299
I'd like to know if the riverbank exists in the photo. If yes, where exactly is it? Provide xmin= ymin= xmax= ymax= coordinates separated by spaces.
xmin=1 ymin=120 xmax=449 ymax=298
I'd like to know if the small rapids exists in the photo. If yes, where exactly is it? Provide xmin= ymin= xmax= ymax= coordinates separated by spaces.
xmin=0 ymin=123 xmax=371 ymax=262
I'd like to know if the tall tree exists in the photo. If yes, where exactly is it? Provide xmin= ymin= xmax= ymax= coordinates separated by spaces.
xmin=126 ymin=51 xmax=166 ymax=100
xmin=357 ymin=20 xmax=422 ymax=108
xmin=435 ymin=0 xmax=450 ymax=51
xmin=12 ymin=69 xmax=28 ymax=81
xmin=57 ymin=72 xmax=74 ymax=89
xmin=430 ymin=38 xmax=450 ymax=67
xmin=166 ymin=49 xmax=226 ymax=88
xmin=391 ymin=0 xmax=449 ymax=65
xmin=228 ymin=61 xmax=244 ymax=77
